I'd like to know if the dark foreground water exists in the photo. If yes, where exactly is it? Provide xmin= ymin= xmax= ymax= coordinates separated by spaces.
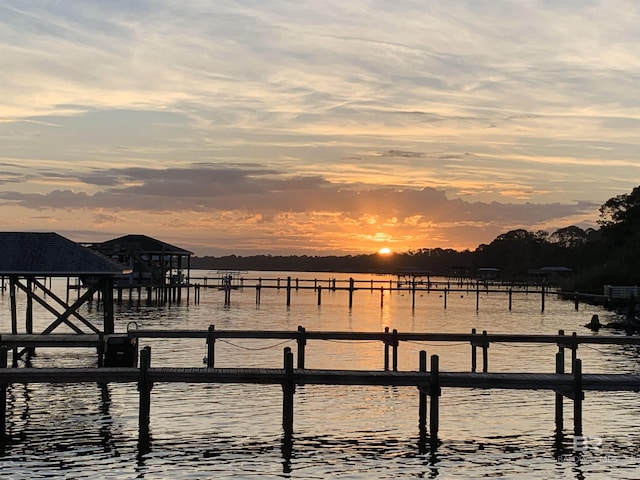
xmin=1 ymin=272 xmax=639 ymax=479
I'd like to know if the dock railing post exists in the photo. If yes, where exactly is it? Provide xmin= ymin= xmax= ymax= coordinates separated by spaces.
xmin=206 ymin=325 xmax=215 ymax=368
xmin=282 ymin=347 xmax=295 ymax=436
xmin=296 ymin=326 xmax=306 ymax=369
xmin=471 ymin=328 xmax=477 ymax=372
xmin=286 ymin=277 xmax=291 ymax=307
xmin=384 ymin=327 xmax=390 ymax=371
xmin=392 ymin=329 xmax=399 ymax=371
xmin=317 ymin=285 xmax=322 ymax=306
xmin=482 ymin=330 xmax=489 ymax=372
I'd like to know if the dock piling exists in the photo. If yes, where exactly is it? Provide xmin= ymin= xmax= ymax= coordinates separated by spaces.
xmin=0 ymin=345 xmax=7 ymax=440
xmin=573 ymin=358 xmax=583 ymax=436
xmin=282 ymin=347 xmax=295 ymax=436
xmin=296 ymin=326 xmax=306 ymax=369
xmin=429 ymin=354 xmax=441 ymax=449
xmin=418 ymin=350 xmax=428 ymax=447
xmin=348 ymin=278 xmax=354 ymax=308
xmin=471 ymin=328 xmax=477 ymax=372
xmin=137 ymin=346 xmax=152 ymax=448
xmin=206 ymin=325 xmax=216 ymax=368
xmin=555 ymin=350 xmax=564 ymax=432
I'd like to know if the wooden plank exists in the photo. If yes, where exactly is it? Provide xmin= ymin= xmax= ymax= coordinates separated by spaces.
xmin=0 ymin=367 xmax=638 ymax=392
xmin=125 ymin=329 xmax=640 ymax=346
xmin=0 ymin=334 xmax=103 ymax=347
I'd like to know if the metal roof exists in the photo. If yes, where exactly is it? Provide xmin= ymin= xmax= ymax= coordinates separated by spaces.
xmin=0 ymin=232 xmax=127 ymax=275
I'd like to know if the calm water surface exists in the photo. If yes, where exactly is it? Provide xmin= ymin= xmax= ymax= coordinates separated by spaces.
xmin=1 ymin=271 xmax=639 ymax=479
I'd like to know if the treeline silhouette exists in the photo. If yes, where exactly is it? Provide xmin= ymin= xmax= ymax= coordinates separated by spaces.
xmin=193 ymin=185 xmax=640 ymax=293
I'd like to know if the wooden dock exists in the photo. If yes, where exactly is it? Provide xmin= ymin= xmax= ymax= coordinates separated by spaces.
xmin=3 ymin=327 xmax=640 ymax=371
xmin=1 ymin=335 xmax=640 ymax=453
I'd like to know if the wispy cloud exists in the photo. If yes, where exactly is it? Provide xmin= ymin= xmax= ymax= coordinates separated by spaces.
xmin=0 ymin=1 xmax=638 ymax=253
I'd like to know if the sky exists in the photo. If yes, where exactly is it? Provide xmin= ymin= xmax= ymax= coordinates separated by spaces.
xmin=1 ymin=1 xmax=640 ymax=256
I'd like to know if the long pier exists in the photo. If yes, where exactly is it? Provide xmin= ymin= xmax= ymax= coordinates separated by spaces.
xmin=1 ymin=329 xmax=640 ymax=453
xmin=62 ymin=273 xmax=613 ymax=313
xmin=194 ymin=274 xmax=560 ymax=310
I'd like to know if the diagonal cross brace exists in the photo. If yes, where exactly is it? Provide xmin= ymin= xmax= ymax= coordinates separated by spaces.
xmin=13 ymin=277 xmax=103 ymax=334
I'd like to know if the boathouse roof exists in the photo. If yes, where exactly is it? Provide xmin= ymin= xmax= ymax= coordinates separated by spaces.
xmin=0 ymin=232 xmax=126 ymax=276
xmin=94 ymin=234 xmax=193 ymax=256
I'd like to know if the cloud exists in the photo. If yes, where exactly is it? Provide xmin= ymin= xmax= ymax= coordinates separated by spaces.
xmin=0 ymin=163 xmax=595 ymax=228
xmin=0 ymin=1 xmax=639 ymax=254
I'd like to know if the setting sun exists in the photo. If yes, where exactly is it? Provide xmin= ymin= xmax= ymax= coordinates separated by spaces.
xmin=378 ymin=247 xmax=392 ymax=255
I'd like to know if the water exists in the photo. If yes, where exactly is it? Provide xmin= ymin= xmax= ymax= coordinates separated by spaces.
xmin=1 ymin=271 xmax=639 ymax=479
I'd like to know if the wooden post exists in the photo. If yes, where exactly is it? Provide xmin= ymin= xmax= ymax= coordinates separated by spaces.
xmin=10 ymin=277 xmax=17 ymax=366
xmin=348 ymin=277 xmax=354 ymax=308
xmin=25 ymin=277 xmax=34 ymax=356
xmin=482 ymin=330 xmax=489 ymax=372
xmin=256 ymin=285 xmax=261 ymax=305
xmin=317 ymin=285 xmax=322 ymax=306
xmin=573 ymin=358 xmax=583 ymax=436
xmin=206 ymin=325 xmax=215 ymax=368
xmin=384 ymin=327 xmax=390 ymax=371
xmin=392 ymin=329 xmax=398 ymax=371
xmin=224 ymin=276 xmax=231 ymax=306
xmin=574 ymin=292 xmax=579 ymax=310
xmin=411 ymin=280 xmax=416 ymax=309
xmin=138 ymin=346 xmax=152 ymax=449
xmin=555 ymin=351 xmax=564 ymax=432
xmin=0 ymin=345 xmax=7 ymax=440
xmin=286 ymin=277 xmax=291 ymax=307
xmin=443 ymin=288 xmax=447 ymax=309
xmin=541 ymin=285 xmax=545 ymax=312
xmin=296 ymin=326 xmax=306 ymax=369
xmin=508 ymin=288 xmax=513 ymax=311
xmin=418 ymin=350 xmax=428 ymax=449
xmin=97 ymin=333 xmax=105 ymax=368
xmin=476 ymin=283 xmax=480 ymax=311
xmin=430 ymin=354 xmax=441 ymax=450
xmin=470 ymin=328 xmax=477 ymax=372
xmin=571 ymin=332 xmax=578 ymax=366
xmin=380 ymin=287 xmax=384 ymax=308
xmin=282 ymin=347 xmax=295 ymax=436
xmin=103 ymin=277 xmax=115 ymax=334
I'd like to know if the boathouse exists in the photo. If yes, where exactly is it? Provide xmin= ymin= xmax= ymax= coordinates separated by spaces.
xmin=0 ymin=232 xmax=127 ymax=345
xmin=88 ymin=234 xmax=193 ymax=288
